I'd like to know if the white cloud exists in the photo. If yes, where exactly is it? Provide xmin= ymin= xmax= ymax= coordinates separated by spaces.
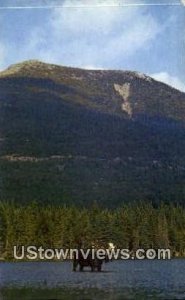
xmin=106 ymin=12 xmax=160 ymax=57
xmin=82 ymin=65 xmax=105 ymax=70
xmin=0 ymin=43 xmax=6 ymax=70
xmin=19 ymin=1 xmax=162 ymax=69
xmin=151 ymin=72 xmax=185 ymax=93
xmin=2 ymin=0 xmax=177 ymax=82
xmin=48 ymin=2 xmax=161 ymax=67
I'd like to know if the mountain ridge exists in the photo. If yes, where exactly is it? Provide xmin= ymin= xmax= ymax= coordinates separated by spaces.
xmin=1 ymin=60 xmax=185 ymax=122
xmin=0 ymin=59 xmax=182 ymax=93
xmin=0 ymin=60 xmax=185 ymax=206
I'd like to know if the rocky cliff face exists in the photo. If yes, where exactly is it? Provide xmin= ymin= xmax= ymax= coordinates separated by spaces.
xmin=0 ymin=60 xmax=185 ymax=206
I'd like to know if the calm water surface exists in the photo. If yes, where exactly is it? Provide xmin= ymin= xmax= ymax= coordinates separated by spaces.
xmin=0 ymin=260 xmax=184 ymax=299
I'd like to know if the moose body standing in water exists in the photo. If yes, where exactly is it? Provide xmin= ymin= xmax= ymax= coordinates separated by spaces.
xmin=73 ymin=247 xmax=110 ymax=272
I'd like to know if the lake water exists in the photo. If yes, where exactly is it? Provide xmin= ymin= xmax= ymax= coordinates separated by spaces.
xmin=0 ymin=260 xmax=184 ymax=299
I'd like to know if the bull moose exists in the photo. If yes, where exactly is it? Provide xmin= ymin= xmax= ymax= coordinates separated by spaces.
xmin=73 ymin=248 xmax=109 ymax=272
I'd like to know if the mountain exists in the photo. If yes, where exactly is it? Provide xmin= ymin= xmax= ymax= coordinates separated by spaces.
xmin=0 ymin=60 xmax=185 ymax=207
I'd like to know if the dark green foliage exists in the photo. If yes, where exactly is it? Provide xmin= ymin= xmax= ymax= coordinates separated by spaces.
xmin=1 ymin=157 xmax=185 ymax=207
xmin=0 ymin=202 xmax=185 ymax=259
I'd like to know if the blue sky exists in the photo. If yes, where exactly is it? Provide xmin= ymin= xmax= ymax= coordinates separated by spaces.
xmin=0 ymin=0 xmax=185 ymax=91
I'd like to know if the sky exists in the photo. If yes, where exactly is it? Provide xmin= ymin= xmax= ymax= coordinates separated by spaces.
xmin=0 ymin=0 xmax=185 ymax=91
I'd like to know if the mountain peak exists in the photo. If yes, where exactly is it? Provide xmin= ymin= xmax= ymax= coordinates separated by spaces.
xmin=0 ymin=60 xmax=72 ymax=79
xmin=0 ymin=60 xmax=49 ymax=76
xmin=14 ymin=59 xmax=42 ymax=65
xmin=1 ymin=60 xmax=152 ymax=79
xmin=0 ymin=59 xmax=184 ymax=121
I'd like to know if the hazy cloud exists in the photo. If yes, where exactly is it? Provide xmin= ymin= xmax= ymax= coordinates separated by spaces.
xmin=17 ymin=0 xmax=162 ymax=69
xmin=0 ymin=43 xmax=6 ymax=70
xmin=151 ymin=72 xmax=185 ymax=93
xmin=1 ymin=0 xmax=183 ymax=89
xmin=47 ymin=1 xmax=161 ymax=68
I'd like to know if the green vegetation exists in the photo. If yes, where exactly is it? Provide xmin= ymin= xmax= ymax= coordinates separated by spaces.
xmin=1 ymin=63 xmax=185 ymax=207
xmin=1 ymin=157 xmax=185 ymax=207
xmin=0 ymin=201 xmax=185 ymax=259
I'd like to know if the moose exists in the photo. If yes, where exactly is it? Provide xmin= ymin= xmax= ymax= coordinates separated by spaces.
xmin=72 ymin=241 xmax=114 ymax=272
xmin=73 ymin=249 xmax=108 ymax=272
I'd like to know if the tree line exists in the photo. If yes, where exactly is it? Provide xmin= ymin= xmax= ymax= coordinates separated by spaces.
xmin=0 ymin=201 xmax=185 ymax=259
